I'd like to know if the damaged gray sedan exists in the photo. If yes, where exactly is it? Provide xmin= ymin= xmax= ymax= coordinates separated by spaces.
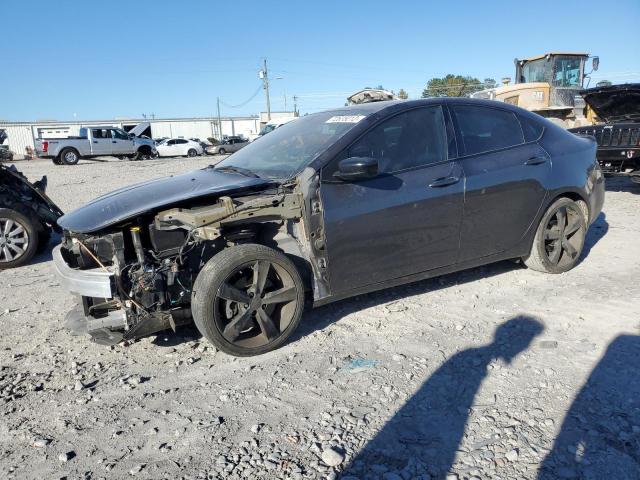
xmin=54 ymin=98 xmax=604 ymax=356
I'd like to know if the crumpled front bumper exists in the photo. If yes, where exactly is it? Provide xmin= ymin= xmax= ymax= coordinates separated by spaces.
xmin=52 ymin=244 xmax=114 ymax=298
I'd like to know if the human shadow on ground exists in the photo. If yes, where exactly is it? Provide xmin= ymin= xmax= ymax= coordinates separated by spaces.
xmin=341 ymin=316 xmax=544 ymax=480
xmin=538 ymin=334 xmax=640 ymax=480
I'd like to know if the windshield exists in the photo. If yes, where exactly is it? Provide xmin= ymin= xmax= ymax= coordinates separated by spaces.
xmin=521 ymin=59 xmax=548 ymax=83
xmin=216 ymin=111 xmax=366 ymax=180
xmin=553 ymin=56 xmax=582 ymax=87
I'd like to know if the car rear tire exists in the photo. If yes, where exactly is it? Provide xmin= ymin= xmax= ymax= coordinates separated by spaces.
xmin=187 ymin=149 xmax=197 ymax=157
xmin=523 ymin=197 xmax=587 ymax=274
xmin=0 ymin=208 xmax=38 ymax=269
xmin=218 ymin=148 xmax=226 ymax=155
xmin=60 ymin=148 xmax=80 ymax=165
xmin=191 ymin=244 xmax=305 ymax=356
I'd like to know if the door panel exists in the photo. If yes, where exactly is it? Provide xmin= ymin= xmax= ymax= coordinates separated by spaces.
xmin=110 ymin=129 xmax=132 ymax=155
xmin=458 ymin=143 xmax=550 ymax=261
xmin=321 ymin=162 xmax=464 ymax=294
xmin=90 ymin=129 xmax=112 ymax=155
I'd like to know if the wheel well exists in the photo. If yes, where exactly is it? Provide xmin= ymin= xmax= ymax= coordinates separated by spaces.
xmin=549 ymin=192 xmax=589 ymax=223
xmin=220 ymin=222 xmax=314 ymax=294
xmin=138 ymin=145 xmax=152 ymax=154
xmin=60 ymin=147 xmax=80 ymax=156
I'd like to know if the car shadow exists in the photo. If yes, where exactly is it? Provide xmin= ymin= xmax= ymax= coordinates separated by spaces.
xmin=538 ymin=334 xmax=640 ymax=479
xmin=339 ymin=315 xmax=544 ymax=479
xmin=293 ymin=260 xmax=519 ymax=343
xmin=151 ymin=324 xmax=202 ymax=347
xmin=26 ymin=232 xmax=62 ymax=267
xmin=578 ymin=212 xmax=608 ymax=264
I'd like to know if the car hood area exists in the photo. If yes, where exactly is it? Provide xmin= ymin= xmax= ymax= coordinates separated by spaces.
xmin=57 ymin=167 xmax=274 ymax=233
xmin=580 ymin=83 xmax=640 ymax=123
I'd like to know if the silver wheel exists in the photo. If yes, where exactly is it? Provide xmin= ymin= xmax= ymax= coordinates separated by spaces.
xmin=0 ymin=217 xmax=29 ymax=263
xmin=64 ymin=151 xmax=77 ymax=163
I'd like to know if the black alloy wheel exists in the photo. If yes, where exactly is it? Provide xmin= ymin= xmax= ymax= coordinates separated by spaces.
xmin=192 ymin=244 xmax=305 ymax=356
xmin=187 ymin=149 xmax=197 ymax=157
xmin=524 ymin=198 xmax=587 ymax=273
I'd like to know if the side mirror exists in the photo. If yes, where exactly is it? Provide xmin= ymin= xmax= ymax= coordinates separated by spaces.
xmin=334 ymin=157 xmax=378 ymax=181
xmin=592 ymin=56 xmax=599 ymax=71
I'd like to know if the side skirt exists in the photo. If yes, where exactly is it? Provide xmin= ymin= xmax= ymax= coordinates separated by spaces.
xmin=312 ymin=247 xmax=527 ymax=308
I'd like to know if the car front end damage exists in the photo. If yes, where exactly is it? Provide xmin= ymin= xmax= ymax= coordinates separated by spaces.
xmin=53 ymin=188 xmax=308 ymax=345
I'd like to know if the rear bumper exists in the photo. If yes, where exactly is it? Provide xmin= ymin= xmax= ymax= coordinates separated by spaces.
xmin=52 ymin=244 xmax=114 ymax=298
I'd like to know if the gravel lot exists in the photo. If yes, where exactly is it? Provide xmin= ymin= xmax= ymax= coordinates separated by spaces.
xmin=1 ymin=157 xmax=639 ymax=480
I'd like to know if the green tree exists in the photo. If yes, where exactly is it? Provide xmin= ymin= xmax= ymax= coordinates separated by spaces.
xmin=422 ymin=74 xmax=490 ymax=98
xmin=397 ymin=88 xmax=409 ymax=100
xmin=483 ymin=78 xmax=498 ymax=89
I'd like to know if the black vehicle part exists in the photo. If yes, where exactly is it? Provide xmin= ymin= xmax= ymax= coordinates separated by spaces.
xmin=523 ymin=197 xmax=586 ymax=274
xmin=191 ymin=243 xmax=305 ymax=356
xmin=148 ymin=223 xmax=187 ymax=257
xmin=570 ymin=123 xmax=640 ymax=174
xmin=0 ymin=164 xmax=63 ymax=228
xmin=63 ymin=232 xmax=125 ymax=269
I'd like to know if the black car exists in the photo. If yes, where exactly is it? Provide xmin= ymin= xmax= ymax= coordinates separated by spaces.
xmin=569 ymin=83 xmax=640 ymax=183
xmin=0 ymin=164 xmax=63 ymax=269
xmin=53 ymin=98 xmax=604 ymax=356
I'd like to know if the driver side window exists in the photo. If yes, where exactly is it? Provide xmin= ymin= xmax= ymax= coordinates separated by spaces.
xmin=347 ymin=106 xmax=448 ymax=174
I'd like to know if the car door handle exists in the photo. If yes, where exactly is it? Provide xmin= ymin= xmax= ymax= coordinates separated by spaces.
xmin=112 ymin=141 xmax=117 ymax=143
xmin=525 ymin=155 xmax=547 ymax=165
xmin=93 ymin=140 xmax=98 ymax=143
xmin=429 ymin=176 xmax=460 ymax=188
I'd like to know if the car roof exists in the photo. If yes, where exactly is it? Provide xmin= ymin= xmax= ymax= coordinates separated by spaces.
xmin=317 ymin=97 xmax=529 ymax=117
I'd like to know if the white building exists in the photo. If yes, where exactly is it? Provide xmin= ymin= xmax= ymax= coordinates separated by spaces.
xmin=0 ymin=114 xmax=296 ymax=156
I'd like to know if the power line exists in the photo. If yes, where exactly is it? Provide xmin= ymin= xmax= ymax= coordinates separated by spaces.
xmin=219 ymin=85 xmax=263 ymax=108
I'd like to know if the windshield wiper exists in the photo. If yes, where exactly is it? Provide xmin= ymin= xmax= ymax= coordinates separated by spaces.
xmin=214 ymin=165 xmax=260 ymax=178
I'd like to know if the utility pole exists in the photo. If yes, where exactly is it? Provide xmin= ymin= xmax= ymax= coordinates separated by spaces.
xmin=293 ymin=95 xmax=298 ymax=116
xmin=217 ymin=97 xmax=222 ymax=140
xmin=260 ymin=58 xmax=271 ymax=121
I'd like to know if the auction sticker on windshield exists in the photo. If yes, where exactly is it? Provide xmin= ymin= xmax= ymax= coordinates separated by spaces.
xmin=325 ymin=115 xmax=367 ymax=123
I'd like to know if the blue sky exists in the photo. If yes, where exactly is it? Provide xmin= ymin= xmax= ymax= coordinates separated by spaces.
xmin=2 ymin=0 xmax=638 ymax=121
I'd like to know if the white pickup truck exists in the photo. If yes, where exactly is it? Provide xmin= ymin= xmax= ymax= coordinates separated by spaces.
xmin=34 ymin=123 xmax=157 ymax=165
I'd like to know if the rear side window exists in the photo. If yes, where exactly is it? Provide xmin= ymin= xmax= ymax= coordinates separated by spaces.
xmin=176 ymin=139 xmax=188 ymax=144
xmin=453 ymin=106 xmax=524 ymax=156
xmin=348 ymin=106 xmax=448 ymax=173
xmin=518 ymin=114 xmax=544 ymax=142
xmin=91 ymin=128 xmax=112 ymax=139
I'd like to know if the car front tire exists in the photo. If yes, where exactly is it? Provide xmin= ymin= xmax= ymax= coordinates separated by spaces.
xmin=191 ymin=244 xmax=305 ymax=356
xmin=0 ymin=209 xmax=39 ymax=270
xmin=523 ymin=197 xmax=587 ymax=274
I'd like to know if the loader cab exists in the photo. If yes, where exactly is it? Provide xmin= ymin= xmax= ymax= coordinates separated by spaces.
xmin=515 ymin=53 xmax=598 ymax=108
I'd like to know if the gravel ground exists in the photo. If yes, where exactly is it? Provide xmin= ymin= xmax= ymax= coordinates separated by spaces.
xmin=1 ymin=157 xmax=639 ymax=480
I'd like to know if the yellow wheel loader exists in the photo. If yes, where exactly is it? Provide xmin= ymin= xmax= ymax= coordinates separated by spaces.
xmin=472 ymin=52 xmax=600 ymax=128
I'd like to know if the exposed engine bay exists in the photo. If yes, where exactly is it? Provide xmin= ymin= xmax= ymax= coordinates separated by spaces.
xmin=60 ymin=188 xmax=308 ymax=345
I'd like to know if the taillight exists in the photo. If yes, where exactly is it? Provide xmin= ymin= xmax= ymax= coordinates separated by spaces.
xmin=42 ymin=141 xmax=48 ymax=153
